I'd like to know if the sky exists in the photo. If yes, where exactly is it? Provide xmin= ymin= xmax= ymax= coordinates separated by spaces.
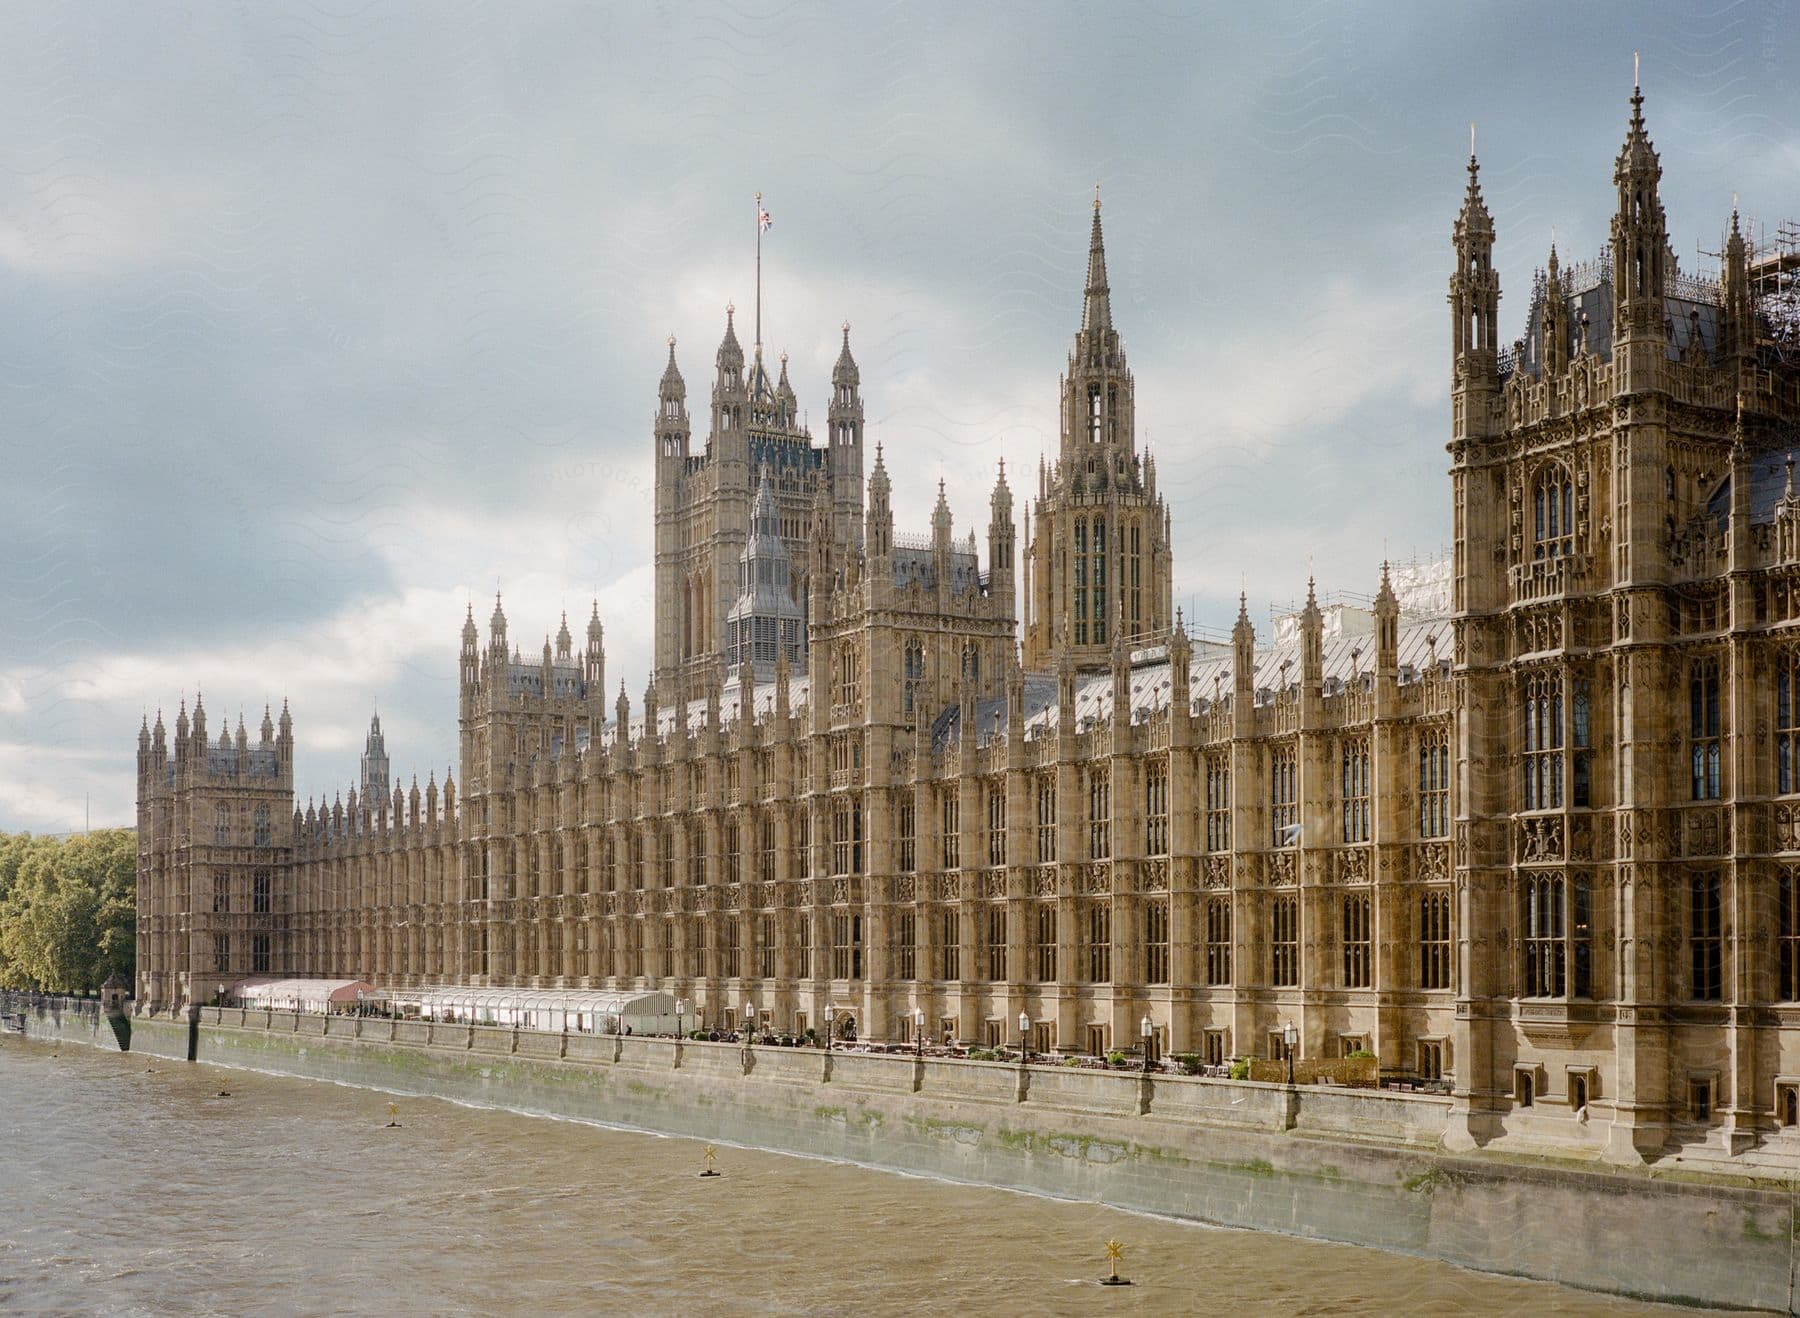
xmin=3 ymin=2 xmax=1797 ymax=832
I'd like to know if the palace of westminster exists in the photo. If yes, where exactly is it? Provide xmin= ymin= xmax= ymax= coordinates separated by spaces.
xmin=135 ymin=89 xmax=1800 ymax=1158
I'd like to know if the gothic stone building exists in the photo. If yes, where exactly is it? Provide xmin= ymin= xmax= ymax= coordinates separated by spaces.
xmin=137 ymin=91 xmax=1800 ymax=1161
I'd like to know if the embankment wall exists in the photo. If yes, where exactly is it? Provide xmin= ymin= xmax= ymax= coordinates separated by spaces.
xmin=7 ymin=996 xmax=1793 ymax=1312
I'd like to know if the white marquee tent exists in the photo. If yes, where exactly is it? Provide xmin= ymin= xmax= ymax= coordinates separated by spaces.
xmin=375 ymin=985 xmax=681 ymax=1035
xmin=232 ymin=979 xmax=376 ymax=1013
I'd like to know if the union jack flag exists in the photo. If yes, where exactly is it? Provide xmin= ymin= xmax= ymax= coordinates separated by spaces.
xmin=757 ymin=201 xmax=772 ymax=233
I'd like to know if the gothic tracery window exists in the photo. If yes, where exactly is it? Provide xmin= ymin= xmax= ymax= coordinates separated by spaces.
xmin=1690 ymin=657 xmax=1722 ymax=801
xmin=1779 ymin=649 xmax=1800 ymax=795
xmin=1523 ymin=672 xmax=1564 ymax=809
xmin=1532 ymin=463 xmax=1575 ymax=559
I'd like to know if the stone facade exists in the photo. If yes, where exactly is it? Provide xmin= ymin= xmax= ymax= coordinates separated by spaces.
xmin=137 ymin=90 xmax=1800 ymax=1162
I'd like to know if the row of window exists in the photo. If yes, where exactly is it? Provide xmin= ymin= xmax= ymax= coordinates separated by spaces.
xmin=213 ymin=804 xmax=274 ymax=847
xmin=211 ymin=932 xmax=272 ymax=975
xmin=448 ymin=892 xmax=1458 ymax=992
xmin=211 ymin=870 xmax=274 ymax=915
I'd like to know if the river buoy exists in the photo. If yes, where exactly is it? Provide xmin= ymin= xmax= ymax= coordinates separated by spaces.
xmin=1099 ymin=1239 xmax=1131 ymax=1286
xmin=698 ymin=1145 xmax=721 ymax=1177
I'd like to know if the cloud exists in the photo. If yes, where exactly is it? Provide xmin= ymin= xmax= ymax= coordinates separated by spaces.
xmin=1 ymin=1 xmax=1797 ymax=829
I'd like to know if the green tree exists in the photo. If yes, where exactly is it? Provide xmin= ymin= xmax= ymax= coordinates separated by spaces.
xmin=0 ymin=829 xmax=136 ymax=993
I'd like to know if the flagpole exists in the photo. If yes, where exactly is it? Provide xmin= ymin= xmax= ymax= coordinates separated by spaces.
xmin=754 ymin=190 xmax=762 ymax=354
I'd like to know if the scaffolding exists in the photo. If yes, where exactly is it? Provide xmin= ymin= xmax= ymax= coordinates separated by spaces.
xmin=1751 ymin=220 xmax=1800 ymax=366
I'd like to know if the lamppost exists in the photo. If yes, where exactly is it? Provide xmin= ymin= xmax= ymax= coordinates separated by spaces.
xmin=1140 ymin=1014 xmax=1153 ymax=1075
xmin=676 ymin=998 xmax=687 ymax=1039
xmin=1018 ymin=1010 xmax=1031 ymax=1064
xmin=743 ymin=1001 xmax=756 ymax=1042
xmin=913 ymin=1006 xmax=925 ymax=1058
xmin=824 ymin=1003 xmax=836 ymax=1053
xmin=1283 ymin=1020 xmax=1298 ymax=1086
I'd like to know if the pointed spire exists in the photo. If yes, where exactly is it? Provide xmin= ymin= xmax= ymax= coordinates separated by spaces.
xmin=1375 ymin=559 xmax=1397 ymax=611
xmin=556 ymin=610 xmax=573 ymax=659
xmin=1083 ymin=185 xmax=1112 ymax=336
xmin=661 ymin=334 xmax=683 ymax=387
xmin=833 ymin=320 xmax=859 ymax=383
xmin=1615 ymin=55 xmax=1660 ymax=179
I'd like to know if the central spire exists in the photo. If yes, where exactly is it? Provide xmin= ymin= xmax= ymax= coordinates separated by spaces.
xmin=1083 ymin=185 xmax=1112 ymax=336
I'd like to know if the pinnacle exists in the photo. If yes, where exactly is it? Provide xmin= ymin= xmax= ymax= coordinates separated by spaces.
xmin=1082 ymin=193 xmax=1112 ymax=335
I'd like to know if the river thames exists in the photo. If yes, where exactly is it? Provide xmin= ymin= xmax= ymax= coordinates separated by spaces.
xmin=0 ymin=1036 xmax=1696 ymax=1315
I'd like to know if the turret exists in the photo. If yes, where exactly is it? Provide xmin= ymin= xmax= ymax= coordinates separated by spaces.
xmin=555 ymin=611 xmax=572 ymax=661
xmin=931 ymin=479 xmax=953 ymax=605
xmin=656 ymin=334 xmax=690 ymax=464
xmin=191 ymin=692 xmax=207 ymax=750
xmin=1299 ymin=578 xmax=1323 ymax=689
xmin=276 ymin=699 xmax=293 ymax=767
xmin=488 ymin=592 xmax=508 ymax=661
xmin=1611 ymin=75 xmax=1670 ymax=387
xmin=1449 ymin=135 xmax=1500 ymax=442
xmin=1373 ymin=561 xmax=1399 ymax=677
xmin=1169 ymin=611 xmax=1192 ymax=727
xmin=775 ymin=351 xmax=796 ymax=427
xmin=360 ymin=712 xmax=389 ymax=803
xmin=865 ymin=443 xmax=893 ymax=561
xmin=259 ymin=704 xmax=274 ymax=744
xmin=828 ymin=321 xmax=864 ymax=499
xmin=1542 ymin=244 xmax=1569 ymax=377
xmin=460 ymin=604 xmax=480 ymax=693
xmin=584 ymin=601 xmax=605 ymax=692
xmin=988 ymin=459 xmax=1015 ymax=615
xmin=714 ymin=305 xmax=745 ymax=399
xmin=1231 ymin=594 xmax=1255 ymax=736
xmin=1721 ymin=208 xmax=1754 ymax=372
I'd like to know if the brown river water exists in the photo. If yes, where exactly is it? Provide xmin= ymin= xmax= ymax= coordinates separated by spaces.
xmin=0 ymin=1035 xmax=1704 ymax=1315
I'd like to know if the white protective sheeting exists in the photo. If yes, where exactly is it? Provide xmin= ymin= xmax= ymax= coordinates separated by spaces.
xmin=378 ymin=985 xmax=682 ymax=1035
xmin=234 ymin=978 xmax=375 ymax=1013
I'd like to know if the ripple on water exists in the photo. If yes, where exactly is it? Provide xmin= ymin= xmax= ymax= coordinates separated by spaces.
xmin=0 ymin=1038 xmax=1692 ymax=1316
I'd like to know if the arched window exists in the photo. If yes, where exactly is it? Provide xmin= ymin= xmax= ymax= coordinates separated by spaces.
xmin=1093 ymin=518 xmax=1108 ymax=645
xmin=1532 ymin=465 xmax=1575 ymax=560
xmin=1073 ymin=521 xmax=1088 ymax=645
xmin=1523 ymin=672 xmax=1564 ymax=809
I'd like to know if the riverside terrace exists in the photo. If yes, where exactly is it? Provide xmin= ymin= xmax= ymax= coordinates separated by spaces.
xmin=224 ymin=978 xmax=1397 ymax=1088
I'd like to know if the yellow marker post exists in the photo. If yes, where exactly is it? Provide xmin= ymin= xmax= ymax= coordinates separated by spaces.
xmin=385 ymin=1101 xmax=401 ymax=1129
xmin=699 ymin=1144 xmax=721 ymax=1177
xmin=1100 ymin=1238 xmax=1131 ymax=1286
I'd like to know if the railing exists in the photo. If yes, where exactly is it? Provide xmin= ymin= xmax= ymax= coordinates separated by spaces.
xmin=129 ymin=999 xmax=1449 ymax=1141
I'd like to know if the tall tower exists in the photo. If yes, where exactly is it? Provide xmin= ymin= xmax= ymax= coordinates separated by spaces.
xmin=1022 ymin=194 xmax=1172 ymax=670
xmin=135 ymin=693 xmax=295 ymax=1011
xmin=654 ymin=304 xmax=862 ymax=702
xmin=359 ymin=712 xmax=390 ymax=804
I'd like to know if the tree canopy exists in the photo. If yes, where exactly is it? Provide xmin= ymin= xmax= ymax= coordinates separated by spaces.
xmin=0 ymin=830 xmax=135 ymax=993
